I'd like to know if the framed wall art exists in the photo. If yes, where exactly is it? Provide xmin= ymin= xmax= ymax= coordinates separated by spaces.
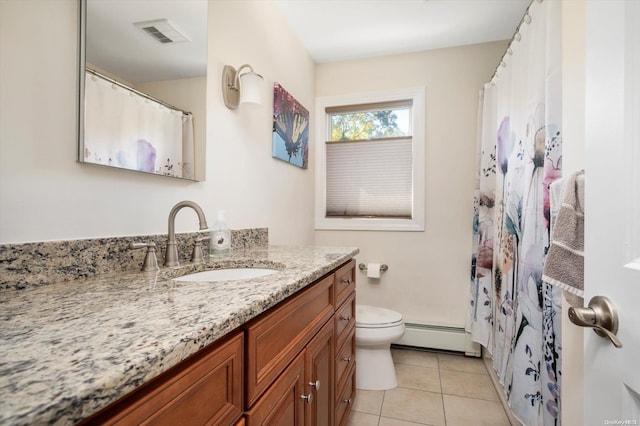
xmin=272 ymin=82 xmax=309 ymax=169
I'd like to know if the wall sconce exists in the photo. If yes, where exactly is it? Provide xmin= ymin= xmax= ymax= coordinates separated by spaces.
xmin=222 ymin=64 xmax=263 ymax=110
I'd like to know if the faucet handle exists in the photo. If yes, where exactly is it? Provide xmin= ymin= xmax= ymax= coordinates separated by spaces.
xmin=191 ymin=236 xmax=211 ymax=263
xmin=129 ymin=242 xmax=160 ymax=272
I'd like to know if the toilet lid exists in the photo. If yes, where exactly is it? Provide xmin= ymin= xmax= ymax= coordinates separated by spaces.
xmin=356 ymin=304 xmax=403 ymax=327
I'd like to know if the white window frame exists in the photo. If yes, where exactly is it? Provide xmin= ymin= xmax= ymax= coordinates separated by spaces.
xmin=315 ymin=87 xmax=425 ymax=231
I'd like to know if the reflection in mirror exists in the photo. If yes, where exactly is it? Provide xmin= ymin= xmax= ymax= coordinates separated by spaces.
xmin=78 ymin=0 xmax=207 ymax=181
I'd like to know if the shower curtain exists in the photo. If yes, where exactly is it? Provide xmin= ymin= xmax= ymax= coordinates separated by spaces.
xmin=84 ymin=71 xmax=195 ymax=179
xmin=467 ymin=1 xmax=563 ymax=425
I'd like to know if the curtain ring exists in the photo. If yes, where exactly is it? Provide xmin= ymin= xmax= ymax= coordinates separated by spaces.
xmin=524 ymin=14 xmax=532 ymax=24
xmin=515 ymin=32 xmax=522 ymax=42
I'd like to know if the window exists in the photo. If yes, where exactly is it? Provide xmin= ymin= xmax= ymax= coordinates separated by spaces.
xmin=315 ymin=88 xmax=425 ymax=231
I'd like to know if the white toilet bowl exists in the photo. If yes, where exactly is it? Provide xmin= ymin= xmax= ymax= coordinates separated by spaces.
xmin=355 ymin=304 xmax=405 ymax=390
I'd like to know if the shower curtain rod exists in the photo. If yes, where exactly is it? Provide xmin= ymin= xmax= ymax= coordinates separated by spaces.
xmin=488 ymin=0 xmax=542 ymax=83
xmin=85 ymin=67 xmax=192 ymax=115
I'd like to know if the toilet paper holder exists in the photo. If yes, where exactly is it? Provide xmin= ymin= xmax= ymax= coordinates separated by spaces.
xmin=358 ymin=263 xmax=389 ymax=273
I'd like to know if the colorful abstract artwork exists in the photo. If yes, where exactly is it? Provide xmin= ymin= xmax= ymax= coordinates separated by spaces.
xmin=272 ymin=83 xmax=309 ymax=169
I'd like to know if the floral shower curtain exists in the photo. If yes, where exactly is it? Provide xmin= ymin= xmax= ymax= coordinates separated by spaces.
xmin=467 ymin=1 xmax=563 ymax=425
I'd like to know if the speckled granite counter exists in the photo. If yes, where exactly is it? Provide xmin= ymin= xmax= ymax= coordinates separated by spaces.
xmin=0 ymin=245 xmax=358 ymax=425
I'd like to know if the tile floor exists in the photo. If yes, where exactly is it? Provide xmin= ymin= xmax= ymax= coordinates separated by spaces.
xmin=346 ymin=348 xmax=513 ymax=426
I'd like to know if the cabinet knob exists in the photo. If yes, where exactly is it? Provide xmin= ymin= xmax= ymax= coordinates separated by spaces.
xmin=342 ymin=356 xmax=352 ymax=363
xmin=300 ymin=392 xmax=313 ymax=404
xmin=343 ymin=398 xmax=352 ymax=405
xmin=341 ymin=278 xmax=353 ymax=285
xmin=309 ymin=380 xmax=320 ymax=391
xmin=340 ymin=315 xmax=351 ymax=321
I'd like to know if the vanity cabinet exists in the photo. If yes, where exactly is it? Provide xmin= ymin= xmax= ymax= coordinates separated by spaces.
xmin=79 ymin=259 xmax=356 ymax=426
xmin=244 ymin=260 xmax=356 ymax=426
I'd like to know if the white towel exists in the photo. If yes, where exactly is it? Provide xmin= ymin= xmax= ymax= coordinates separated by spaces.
xmin=542 ymin=170 xmax=585 ymax=307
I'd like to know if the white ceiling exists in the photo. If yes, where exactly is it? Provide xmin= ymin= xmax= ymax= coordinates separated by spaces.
xmin=85 ymin=0 xmax=530 ymax=83
xmin=273 ymin=0 xmax=531 ymax=63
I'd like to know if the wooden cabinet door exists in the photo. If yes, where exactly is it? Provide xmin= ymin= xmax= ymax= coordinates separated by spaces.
xmin=245 ymin=353 xmax=305 ymax=426
xmin=82 ymin=332 xmax=243 ymax=426
xmin=305 ymin=320 xmax=334 ymax=426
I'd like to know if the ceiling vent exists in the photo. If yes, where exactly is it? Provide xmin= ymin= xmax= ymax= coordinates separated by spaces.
xmin=133 ymin=19 xmax=190 ymax=44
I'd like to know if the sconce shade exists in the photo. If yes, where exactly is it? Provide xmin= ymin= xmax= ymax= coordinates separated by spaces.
xmin=239 ymin=71 xmax=263 ymax=105
xmin=222 ymin=64 xmax=263 ymax=110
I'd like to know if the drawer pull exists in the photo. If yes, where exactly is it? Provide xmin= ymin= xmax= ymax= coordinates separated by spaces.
xmin=309 ymin=380 xmax=320 ymax=391
xmin=341 ymin=278 xmax=353 ymax=285
xmin=342 ymin=356 xmax=352 ymax=363
xmin=343 ymin=398 xmax=352 ymax=405
xmin=340 ymin=315 xmax=351 ymax=321
xmin=301 ymin=392 xmax=313 ymax=404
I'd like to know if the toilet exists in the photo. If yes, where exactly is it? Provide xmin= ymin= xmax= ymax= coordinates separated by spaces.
xmin=355 ymin=304 xmax=405 ymax=390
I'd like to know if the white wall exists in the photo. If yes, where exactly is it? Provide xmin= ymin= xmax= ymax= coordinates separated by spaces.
xmin=0 ymin=0 xmax=315 ymax=245
xmin=314 ymin=42 xmax=507 ymax=327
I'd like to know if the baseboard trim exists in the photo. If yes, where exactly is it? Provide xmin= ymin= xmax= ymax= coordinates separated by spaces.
xmin=394 ymin=323 xmax=481 ymax=356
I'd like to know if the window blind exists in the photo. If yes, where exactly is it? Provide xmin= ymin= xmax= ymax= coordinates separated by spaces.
xmin=325 ymin=137 xmax=413 ymax=218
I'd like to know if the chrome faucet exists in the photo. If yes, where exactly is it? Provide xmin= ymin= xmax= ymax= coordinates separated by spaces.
xmin=164 ymin=201 xmax=209 ymax=267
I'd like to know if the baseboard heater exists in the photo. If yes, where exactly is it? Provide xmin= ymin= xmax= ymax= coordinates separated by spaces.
xmin=393 ymin=323 xmax=482 ymax=357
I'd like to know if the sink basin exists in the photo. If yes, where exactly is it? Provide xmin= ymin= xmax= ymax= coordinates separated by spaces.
xmin=173 ymin=268 xmax=278 ymax=282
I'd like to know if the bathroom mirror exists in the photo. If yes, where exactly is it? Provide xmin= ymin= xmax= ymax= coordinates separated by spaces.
xmin=78 ymin=0 xmax=207 ymax=181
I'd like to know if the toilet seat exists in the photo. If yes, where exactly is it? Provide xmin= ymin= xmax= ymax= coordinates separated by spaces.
xmin=356 ymin=304 xmax=403 ymax=329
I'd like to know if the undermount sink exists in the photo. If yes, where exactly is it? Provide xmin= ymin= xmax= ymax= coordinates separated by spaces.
xmin=173 ymin=268 xmax=279 ymax=282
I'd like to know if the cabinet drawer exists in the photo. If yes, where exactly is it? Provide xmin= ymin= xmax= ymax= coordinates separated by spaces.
xmin=245 ymin=275 xmax=334 ymax=407
xmin=83 ymin=331 xmax=244 ymax=426
xmin=334 ymin=259 xmax=355 ymax=308
xmin=335 ymin=291 xmax=355 ymax=351
xmin=335 ymin=332 xmax=355 ymax=392
xmin=335 ymin=364 xmax=356 ymax=426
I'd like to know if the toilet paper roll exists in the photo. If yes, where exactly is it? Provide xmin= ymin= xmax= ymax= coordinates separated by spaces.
xmin=367 ymin=263 xmax=381 ymax=279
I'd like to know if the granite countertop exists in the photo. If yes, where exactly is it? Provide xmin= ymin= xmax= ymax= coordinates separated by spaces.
xmin=0 ymin=245 xmax=358 ymax=425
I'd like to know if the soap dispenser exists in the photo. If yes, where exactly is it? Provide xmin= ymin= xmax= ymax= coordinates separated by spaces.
xmin=209 ymin=211 xmax=231 ymax=255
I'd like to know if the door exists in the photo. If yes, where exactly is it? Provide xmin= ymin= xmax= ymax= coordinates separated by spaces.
xmin=305 ymin=320 xmax=334 ymax=426
xmin=583 ymin=0 xmax=640 ymax=423
xmin=244 ymin=353 xmax=305 ymax=426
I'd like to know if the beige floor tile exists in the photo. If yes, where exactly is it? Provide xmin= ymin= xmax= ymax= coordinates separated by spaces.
xmin=443 ymin=394 xmax=510 ymax=426
xmin=392 ymin=348 xmax=438 ymax=368
xmin=353 ymin=389 xmax=385 ymax=415
xmin=437 ymin=353 xmax=487 ymax=375
xmin=395 ymin=363 xmax=441 ymax=393
xmin=379 ymin=417 xmax=426 ymax=426
xmin=381 ymin=388 xmax=445 ymax=426
xmin=347 ymin=411 xmax=380 ymax=426
xmin=440 ymin=369 xmax=499 ymax=401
